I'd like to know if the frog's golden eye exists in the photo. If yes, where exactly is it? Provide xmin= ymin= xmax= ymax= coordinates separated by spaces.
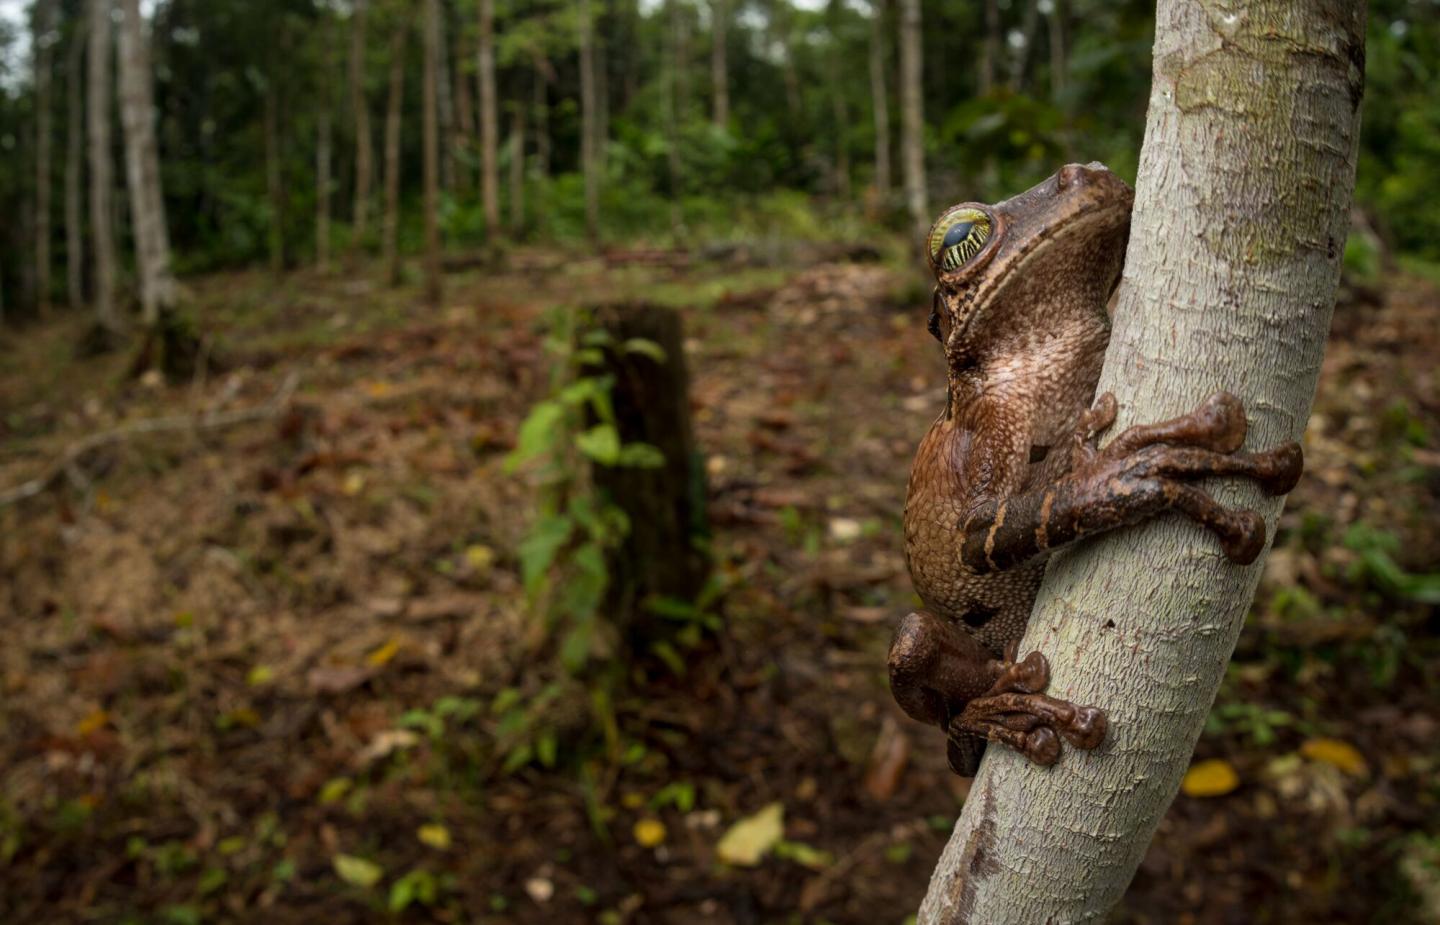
xmin=928 ymin=208 xmax=992 ymax=271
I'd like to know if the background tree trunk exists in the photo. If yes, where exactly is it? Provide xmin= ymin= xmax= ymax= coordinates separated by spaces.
xmin=532 ymin=56 xmax=551 ymax=180
xmin=868 ymin=0 xmax=890 ymax=200
xmin=916 ymin=2 xmax=1366 ymax=921
xmin=349 ymin=0 xmax=373 ymax=247
xmin=421 ymin=0 xmax=442 ymax=306
xmin=382 ymin=21 xmax=408 ymax=287
xmin=825 ymin=0 xmax=849 ymax=198
xmin=317 ymin=109 xmax=332 ymax=272
xmin=508 ymin=106 xmax=525 ymax=234
xmin=979 ymin=0 xmax=999 ymax=95
xmin=897 ymin=0 xmax=925 ymax=239
xmin=477 ymin=0 xmax=499 ymax=240
xmin=578 ymin=0 xmax=600 ymax=239
xmin=709 ymin=0 xmax=728 ymax=127
xmin=34 ymin=0 xmax=55 ymax=318
xmin=87 ymin=0 xmax=116 ymax=332
xmin=1047 ymin=0 xmax=1068 ymax=104
xmin=65 ymin=14 xmax=85 ymax=311
xmin=434 ymin=0 xmax=454 ymax=192
xmin=118 ymin=0 xmax=177 ymax=326
xmin=452 ymin=20 xmax=475 ymax=183
xmin=264 ymin=84 xmax=285 ymax=274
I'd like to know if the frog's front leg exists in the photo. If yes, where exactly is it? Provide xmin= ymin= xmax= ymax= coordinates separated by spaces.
xmin=889 ymin=611 xmax=1106 ymax=776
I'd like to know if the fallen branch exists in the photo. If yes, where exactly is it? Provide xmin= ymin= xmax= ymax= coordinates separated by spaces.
xmin=0 ymin=372 xmax=300 ymax=508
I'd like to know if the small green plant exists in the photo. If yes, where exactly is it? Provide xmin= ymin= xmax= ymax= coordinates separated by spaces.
xmin=505 ymin=307 xmax=668 ymax=673
xmin=1343 ymin=523 xmax=1440 ymax=604
xmin=1204 ymin=702 xmax=1296 ymax=747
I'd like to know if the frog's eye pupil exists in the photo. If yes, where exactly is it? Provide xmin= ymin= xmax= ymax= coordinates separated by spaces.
xmin=928 ymin=209 xmax=992 ymax=271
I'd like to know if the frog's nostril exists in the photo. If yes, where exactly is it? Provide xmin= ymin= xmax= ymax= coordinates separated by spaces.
xmin=1056 ymin=164 xmax=1088 ymax=190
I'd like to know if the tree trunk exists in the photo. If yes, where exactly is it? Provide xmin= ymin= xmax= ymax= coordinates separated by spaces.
xmin=421 ymin=0 xmax=442 ymax=306
xmin=435 ymin=0 xmax=454 ymax=192
xmin=349 ymin=0 xmax=373 ymax=246
xmin=117 ymin=0 xmax=177 ymax=326
xmin=1047 ymin=0 xmax=1067 ymax=104
xmin=916 ymin=2 xmax=1366 ymax=921
xmin=34 ymin=0 xmax=55 ymax=318
xmin=897 ymin=0 xmax=926 ymax=239
xmin=578 ymin=0 xmax=600 ymax=239
xmin=65 ymin=14 xmax=85 ymax=312
xmin=1007 ymin=0 xmax=1040 ymax=92
xmin=532 ymin=57 xmax=551 ymax=180
xmin=583 ymin=302 xmax=709 ymax=640
xmin=317 ymin=109 xmax=332 ymax=272
xmin=709 ymin=0 xmax=728 ymax=127
xmin=452 ymin=15 xmax=475 ymax=186
xmin=264 ymin=84 xmax=285 ymax=274
xmin=477 ymin=0 xmax=499 ymax=240
xmin=382 ymin=21 xmax=408 ymax=287
xmin=869 ymin=0 xmax=890 ymax=199
xmin=508 ymin=105 xmax=525 ymax=234
xmin=87 ymin=0 xmax=116 ymax=332
xmin=979 ymin=0 xmax=999 ymax=95
xmin=664 ymin=0 xmax=684 ymax=233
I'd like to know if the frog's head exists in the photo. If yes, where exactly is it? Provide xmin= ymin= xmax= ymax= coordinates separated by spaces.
xmin=925 ymin=163 xmax=1134 ymax=366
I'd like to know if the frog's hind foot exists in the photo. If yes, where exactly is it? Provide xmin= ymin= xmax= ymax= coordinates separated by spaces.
xmin=950 ymin=648 xmax=1107 ymax=768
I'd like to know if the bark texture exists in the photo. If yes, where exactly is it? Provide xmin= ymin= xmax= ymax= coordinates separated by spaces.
xmin=87 ymin=0 xmax=116 ymax=330
xmin=917 ymin=2 xmax=1366 ymax=922
xmin=897 ymin=0 xmax=926 ymax=238
xmin=477 ymin=0 xmax=499 ymax=238
xmin=34 ymin=0 xmax=55 ymax=317
xmin=118 ymin=0 xmax=176 ymax=325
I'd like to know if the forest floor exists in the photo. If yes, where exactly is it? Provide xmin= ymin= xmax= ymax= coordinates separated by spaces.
xmin=1 ymin=247 xmax=1437 ymax=925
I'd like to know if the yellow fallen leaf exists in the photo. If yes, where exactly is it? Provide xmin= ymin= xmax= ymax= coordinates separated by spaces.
xmin=341 ymin=471 xmax=366 ymax=496
xmin=332 ymin=853 xmax=383 ymax=888
xmin=366 ymin=638 xmax=401 ymax=667
xmin=633 ymin=818 xmax=667 ymax=848
xmin=464 ymin=544 xmax=496 ymax=573
xmin=1300 ymin=738 xmax=1368 ymax=777
xmin=318 ymin=777 xmax=352 ymax=805
xmin=75 ymin=709 xmax=110 ymax=737
xmin=364 ymin=381 xmax=393 ymax=398
xmin=417 ymin=824 xmax=451 ymax=850
xmin=716 ymin=802 xmax=784 ymax=867
xmin=247 ymin=665 xmax=275 ymax=686
xmin=1182 ymin=759 xmax=1240 ymax=798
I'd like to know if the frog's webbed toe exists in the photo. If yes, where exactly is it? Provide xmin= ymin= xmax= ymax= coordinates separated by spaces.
xmin=950 ymin=649 xmax=1107 ymax=768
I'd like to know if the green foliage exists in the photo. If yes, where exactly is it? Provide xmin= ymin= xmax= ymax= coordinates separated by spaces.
xmin=1342 ymin=523 xmax=1440 ymax=604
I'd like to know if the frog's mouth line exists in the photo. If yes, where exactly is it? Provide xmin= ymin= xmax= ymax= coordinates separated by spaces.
xmin=945 ymin=200 xmax=1132 ymax=350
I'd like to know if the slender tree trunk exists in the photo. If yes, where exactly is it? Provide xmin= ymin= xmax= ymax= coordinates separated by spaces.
xmin=508 ymin=105 xmax=525 ymax=234
xmin=435 ymin=0 xmax=454 ymax=192
xmin=452 ymin=19 xmax=475 ymax=185
xmin=897 ymin=0 xmax=926 ymax=238
xmin=869 ymin=0 xmax=890 ymax=199
xmin=979 ymin=0 xmax=999 ymax=94
xmin=532 ymin=57 xmax=551 ymax=180
xmin=595 ymin=31 xmax=609 ymax=167
xmin=264 ymin=84 xmax=285 ymax=274
xmin=826 ymin=0 xmax=849 ymax=198
xmin=87 ymin=0 xmax=116 ymax=331
xmin=1047 ymin=0 xmax=1068 ymax=104
xmin=317 ymin=109 xmax=332 ymax=272
xmin=710 ymin=0 xmax=728 ymax=127
xmin=578 ymin=0 xmax=600 ymax=239
xmin=349 ymin=0 xmax=373 ymax=246
xmin=1007 ymin=0 xmax=1040 ymax=92
xmin=66 ymin=16 xmax=85 ymax=311
xmin=421 ymin=0 xmax=442 ymax=306
xmin=477 ymin=0 xmax=499 ymax=240
xmin=118 ymin=0 xmax=176 ymax=326
xmin=382 ymin=22 xmax=408 ymax=286
xmin=917 ymin=2 xmax=1367 ymax=921
xmin=665 ymin=0 xmax=684 ymax=233
xmin=34 ymin=0 xmax=55 ymax=318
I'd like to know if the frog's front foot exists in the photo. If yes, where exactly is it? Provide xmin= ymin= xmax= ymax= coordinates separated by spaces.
xmin=1063 ymin=391 xmax=1304 ymax=565
xmin=949 ymin=643 xmax=1107 ymax=769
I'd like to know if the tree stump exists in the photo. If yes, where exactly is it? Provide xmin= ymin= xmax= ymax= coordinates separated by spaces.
xmin=583 ymin=302 xmax=709 ymax=642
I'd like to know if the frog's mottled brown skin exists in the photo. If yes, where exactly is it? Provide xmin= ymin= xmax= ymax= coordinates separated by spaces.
xmin=890 ymin=163 xmax=1304 ymax=776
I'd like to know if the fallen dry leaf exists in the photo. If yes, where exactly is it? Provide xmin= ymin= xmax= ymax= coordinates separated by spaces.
xmin=716 ymin=802 xmax=784 ymax=867
xmin=1182 ymin=759 xmax=1240 ymax=798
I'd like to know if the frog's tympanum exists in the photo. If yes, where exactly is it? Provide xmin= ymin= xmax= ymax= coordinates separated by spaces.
xmin=890 ymin=163 xmax=1304 ymax=776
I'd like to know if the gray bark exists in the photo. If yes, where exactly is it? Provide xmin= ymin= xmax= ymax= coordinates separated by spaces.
xmin=578 ymin=0 xmax=600 ymax=238
xmin=897 ymin=0 xmax=925 ymax=238
xmin=916 ymin=1 xmax=1367 ymax=922
xmin=65 ymin=15 xmax=85 ymax=311
xmin=710 ymin=0 xmax=729 ymax=127
xmin=34 ymin=0 xmax=55 ymax=317
xmin=421 ymin=0 xmax=442 ymax=305
xmin=477 ymin=0 xmax=499 ymax=238
xmin=869 ymin=0 xmax=890 ymax=199
xmin=117 ymin=0 xmax=176 ymax=325
xmin=349 ymin=0 xmax=373 ymax=245
xmin=87 ymin=0 xmax=116 ymax=330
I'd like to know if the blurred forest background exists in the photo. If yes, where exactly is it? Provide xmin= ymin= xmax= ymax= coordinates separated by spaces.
xmin=0 ymin=0 xmax=1438 ymax=922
